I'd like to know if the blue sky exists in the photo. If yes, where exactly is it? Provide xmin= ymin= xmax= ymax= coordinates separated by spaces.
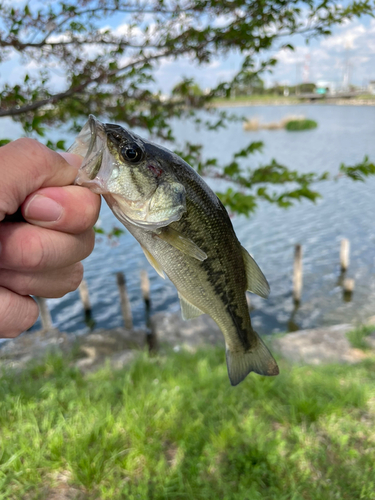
xmin=1 ymin=7 xmax=374 ymax=94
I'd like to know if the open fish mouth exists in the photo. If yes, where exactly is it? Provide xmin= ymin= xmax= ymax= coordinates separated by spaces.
xmin=68 ymin=115 xmax=109 ymax=193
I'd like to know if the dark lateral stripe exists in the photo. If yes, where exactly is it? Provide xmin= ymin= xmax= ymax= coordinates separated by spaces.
xmin=200 ymin=252 xmax=250 ymax=349
xmin=227 ymin=306 xmax=249 ymax=349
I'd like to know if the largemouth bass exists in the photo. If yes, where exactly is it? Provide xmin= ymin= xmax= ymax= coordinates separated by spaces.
xmin=68 ymin=115 xmax=279 ymax=385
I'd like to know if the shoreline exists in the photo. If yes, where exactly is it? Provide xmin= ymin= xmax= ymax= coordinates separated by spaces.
xmin=211 ymin=97 xmax=375 ymax=108
xmin=1 ymin=312 xmax=374 ymax=374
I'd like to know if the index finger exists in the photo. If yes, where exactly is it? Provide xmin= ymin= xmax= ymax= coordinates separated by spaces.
xmin=0 ymin=138 xmax=82 ymax=221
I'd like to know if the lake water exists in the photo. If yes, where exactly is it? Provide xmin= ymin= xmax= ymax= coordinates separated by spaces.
xmin=1 ymin=104 xmax=375 ymax=336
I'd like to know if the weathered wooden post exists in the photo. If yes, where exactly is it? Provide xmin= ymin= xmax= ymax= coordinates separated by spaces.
xmin=78 ymin=279 xmax=95 ymax=330
xmin=340 ymin=238 xmax=350 ymax=272
xmin=35 ymin=296 xmax=53 ymax=331
xmin=293 ymin=244 xmax=303 ymax=305
xmin=140 ymin=269 xmax=157 ymax=352
xmin=116 ymin=272 xmax=133 ymax=330
xmin=343 ymin=278 xmax=355 ymax=302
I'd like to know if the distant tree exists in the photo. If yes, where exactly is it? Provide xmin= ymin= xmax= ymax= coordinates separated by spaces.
xmin=231 ymin=73 xmax=264 ymax=96
xmin=172 ymin=79 xmax=204 ymax=104
xmin=0 ymin=0 xmax=374 ymax=216
xmin=266 ymin=84 xmax=285 ymax=96
xmin=299 ymin=83 xmax=317 ymax=93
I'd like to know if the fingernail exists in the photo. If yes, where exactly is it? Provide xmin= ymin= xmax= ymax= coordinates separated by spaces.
xmin=24 ymin=195 xmax=63 ymax=222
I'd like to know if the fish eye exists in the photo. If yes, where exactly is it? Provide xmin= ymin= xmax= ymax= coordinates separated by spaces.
xmin=121 ymin=143 xmax=143 ymax=163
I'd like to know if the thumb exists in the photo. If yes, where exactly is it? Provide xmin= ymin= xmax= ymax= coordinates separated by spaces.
xmin=0 ymin=138 xmax=83 ymax=221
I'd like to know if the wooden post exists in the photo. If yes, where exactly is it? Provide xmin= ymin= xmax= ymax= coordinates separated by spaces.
xmin=78 ymin=280 xmax=95 ymax=329
xmin=340 ymin=238 xmax=350 ymax=272
xmin=141 ymin=269 xmax=157 ymax=352
xmin=116 ymin=272 xmax=133 ymax=330
xmin=343 ymin=278 xmax=355 ymax=302
xmin=293 ymin=244 xmax=303 ymax=305
xmin=35 ymin=296 xmax=53 ymax=331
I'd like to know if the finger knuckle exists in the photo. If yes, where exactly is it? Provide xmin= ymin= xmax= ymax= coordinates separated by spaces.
xmin=14 ymin=274 xmax=37 ymax=296
xmin=81 ymin=229 xmax=96 ymax=259
xmin=23 ymin=301 xmax=40 ymax=331
xmin=19 ymin=231 xmax=47 ymax=270
xmin=68 ymin=263 xmax=84 ymax=293
xmin=14 ymin=138 xmax=48 ymax=167
xmin=12 ymin=138 xmax=56 ymax=185
xmin=0 ymin=291 xmax=39 ymax=337
xmin=77 ymin=206 xmax=94 ymax=233
xmin=80 ymin=196 xmax=100 ymax=231
xmin=55 ymin=264 xmax=83 ymax=297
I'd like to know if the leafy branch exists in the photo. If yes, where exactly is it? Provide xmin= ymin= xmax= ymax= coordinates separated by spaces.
xmin=0 ymin=0 xmax=374 ymax=218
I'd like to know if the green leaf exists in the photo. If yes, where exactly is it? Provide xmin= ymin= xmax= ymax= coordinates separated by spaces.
xmin=339 ymin=156 xmax=375 ymax=182
xmin=216 ymin=189 xmax=257 ymax=217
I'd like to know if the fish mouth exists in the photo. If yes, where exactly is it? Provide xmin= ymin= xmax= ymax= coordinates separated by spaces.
xmin=68 ymin=114 xmax=109 ymax=193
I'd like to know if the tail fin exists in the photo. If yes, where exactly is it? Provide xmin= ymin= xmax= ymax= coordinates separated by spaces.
xmin=226 ymin=334 xmax=279 ymax=386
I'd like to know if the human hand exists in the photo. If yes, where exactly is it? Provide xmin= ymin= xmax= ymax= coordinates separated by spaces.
xmin=0 ymin=138 xmax=101 ymax=338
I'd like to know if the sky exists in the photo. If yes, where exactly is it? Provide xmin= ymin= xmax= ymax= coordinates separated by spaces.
xmin=1 ymin=6 xmax=375 ymax=94
xmin=152 ymin=16 xmax=375 ymax=92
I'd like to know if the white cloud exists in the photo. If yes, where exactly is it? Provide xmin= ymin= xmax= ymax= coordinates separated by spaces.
xmin=263 ymin=18 xmax=375 ymax=87
xmin=321 ymin=24 xmax=366 ymax=50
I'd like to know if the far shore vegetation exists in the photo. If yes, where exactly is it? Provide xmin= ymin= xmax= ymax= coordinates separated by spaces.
xmin=285 ymin=119 xmax=318 ymax=131
xmin=211 ymin=92 xmax=375 ymax=107
xmin=1 ymin=329 xmax=375 ymax=499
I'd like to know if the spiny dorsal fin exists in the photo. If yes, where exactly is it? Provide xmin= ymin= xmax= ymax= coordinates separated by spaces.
xmin=141 ymin=245 xmax=165 ymax=279
xmin=178 ymin=292 xmax=204 ymax=320
xmin=156 ymin=227 xmax=207 ymax=261
xmin=241 ymin=246 xmax=270 ymax=299
xmin=225 ymin=335 xmax=279 ymax=386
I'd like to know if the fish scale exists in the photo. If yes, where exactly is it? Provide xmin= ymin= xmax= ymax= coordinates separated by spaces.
xmin=69 ymin=115 xmax=279 ymax=385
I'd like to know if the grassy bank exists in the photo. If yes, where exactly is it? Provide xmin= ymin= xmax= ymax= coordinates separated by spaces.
xmin=1 ymin=346 xmax=375 ymax=499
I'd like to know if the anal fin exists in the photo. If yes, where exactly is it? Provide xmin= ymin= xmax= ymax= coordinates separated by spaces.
xmin=178 ymin=292 xmax=204 ymax=320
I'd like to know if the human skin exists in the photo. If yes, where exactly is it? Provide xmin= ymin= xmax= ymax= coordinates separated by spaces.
xmin=0 ymin=138 xmax=101 ymax=338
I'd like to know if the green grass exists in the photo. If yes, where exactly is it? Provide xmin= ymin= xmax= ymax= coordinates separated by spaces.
xmin=346 ymin=325 xmax=375 ymax=350
xmin=354 ymin=93 xmax=375 ymax=100
xmin=285 ymin=119 xmax=318 ymax=131
xmin=1 ymin=347 xmax=375 ymax=499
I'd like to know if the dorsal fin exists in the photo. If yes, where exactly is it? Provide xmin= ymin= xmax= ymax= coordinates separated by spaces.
xmin=241 ymin=246 xmax=270 ymax=298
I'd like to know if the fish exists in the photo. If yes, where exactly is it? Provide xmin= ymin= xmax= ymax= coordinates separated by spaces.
xmin=68 ymin=115 xmax=279 ymax=385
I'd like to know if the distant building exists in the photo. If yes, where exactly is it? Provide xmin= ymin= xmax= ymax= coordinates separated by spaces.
xmin=316 ymin=80 xmax=337 ymax=95
xmin=368 ymin=81 xmax=375 ymax=95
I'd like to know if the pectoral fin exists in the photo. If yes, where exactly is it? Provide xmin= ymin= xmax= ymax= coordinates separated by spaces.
xmin=156 ymin=227 xmax=207 ymax=261
xmin=178 ymin=292 xmax=204 ymax=320
xmin=241 ymin=246 xmax=270 ymax=298
xmin=141 ymin=246 xmax=165 ymax=279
